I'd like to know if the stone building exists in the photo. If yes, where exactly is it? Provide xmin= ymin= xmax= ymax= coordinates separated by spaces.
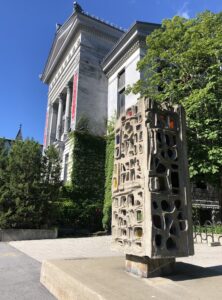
xmin=41 ymin=3 xmax=221 ymax=223
xmin=102 ymin=21 xmax=159 ymax=119
xmin=41 ymin=2 xmax=159 ymax=182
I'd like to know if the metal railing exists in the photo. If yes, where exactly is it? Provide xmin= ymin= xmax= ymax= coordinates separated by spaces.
xmin=193 ymin=220 xmax=222 ymax=244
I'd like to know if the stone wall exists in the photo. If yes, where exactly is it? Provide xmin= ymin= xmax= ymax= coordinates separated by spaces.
xmin=0 ymin=229 xmax=58 ymax=242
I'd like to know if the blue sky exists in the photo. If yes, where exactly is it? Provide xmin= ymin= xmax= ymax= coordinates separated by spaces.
xmin=0 ymin=0 xmax=222 ymax=143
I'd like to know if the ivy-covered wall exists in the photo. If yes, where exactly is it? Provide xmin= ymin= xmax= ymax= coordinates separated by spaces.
xmin=70 ymin=131 xmax=106 ymax=231
xmin=102 ymin=133 xmax=115 ymax=231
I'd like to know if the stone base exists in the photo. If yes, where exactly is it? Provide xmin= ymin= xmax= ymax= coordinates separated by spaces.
xmin=125 ymin=254 xmax=175 ymax=278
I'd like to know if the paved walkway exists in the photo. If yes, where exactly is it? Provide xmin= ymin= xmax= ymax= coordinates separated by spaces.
xmin=10 ymin=236 xmax=121 ymax=262
xmin=10 ymin=236 xmax=222 ymax=269
xmin=4 ymin=236 xmax=222 ymax=300
xmin=0 ymin=243 xmax=55 ymax=300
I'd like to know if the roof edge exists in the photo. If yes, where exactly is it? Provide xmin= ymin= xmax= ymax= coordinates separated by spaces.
xmin=102 ymin=21 xmax=160 ymax=71
xmin=40 ymin=10 xmax=125 ymax=83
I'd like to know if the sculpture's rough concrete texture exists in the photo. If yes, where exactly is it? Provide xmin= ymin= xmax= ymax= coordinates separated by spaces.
xmin=125 ymin=254 xmax=175 ymax=277
xmin=112 ymin=98 xmax=194 ymax=258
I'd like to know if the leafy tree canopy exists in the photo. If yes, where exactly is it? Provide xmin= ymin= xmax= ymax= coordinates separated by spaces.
xmin=130 ymin=11 xmax=222 ymax=183
xmin=0 ymin=140 xmax=61 ymax=229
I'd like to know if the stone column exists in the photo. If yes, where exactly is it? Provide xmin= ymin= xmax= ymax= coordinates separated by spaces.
xmin=64 ymin=83 xmax=72 ymax=135
xmin=48 ymin=103 xmax=58 ymax=144
xmin=47 ymin=103 xmax=53 ymax=146
xmin=56 ymin=95 xmax=63 ymax=141
xmin=43 ymin=104 xmax=51 ymax=149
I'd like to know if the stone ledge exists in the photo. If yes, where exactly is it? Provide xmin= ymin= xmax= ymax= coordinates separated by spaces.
xmin=0 ymin=229 xmax=57 ymax=242
xmin=40 ymin=256 xmax=222 ymax=300
xmin=41 ymin=256 xmax=159 ymax=300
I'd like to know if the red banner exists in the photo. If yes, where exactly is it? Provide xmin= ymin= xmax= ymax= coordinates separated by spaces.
xmin=43 ymin=110 xmax=49 ymax=146
xmin=71 ymin=72 xmax=78 ymax=122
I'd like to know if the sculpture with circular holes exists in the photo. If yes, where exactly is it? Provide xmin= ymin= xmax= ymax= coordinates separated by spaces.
xmin=112 ymin=98 xmax=194 ymax=260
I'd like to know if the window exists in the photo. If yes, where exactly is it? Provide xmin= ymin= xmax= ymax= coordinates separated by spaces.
xmin=117 ymin=69 xmax=125 ymax=118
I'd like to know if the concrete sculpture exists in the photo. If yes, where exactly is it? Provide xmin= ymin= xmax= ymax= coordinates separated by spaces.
xmin=112 ymin=98 xmax=194 ymax=277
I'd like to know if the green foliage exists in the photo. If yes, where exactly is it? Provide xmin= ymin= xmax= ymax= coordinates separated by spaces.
xmin=76 ymin=199 xmax=103 ymax=232
xmin=0 ymin=139 xmax=9 ymax=196
xmin=55 ymin=185 xmax=103 ymax=232
xmin=40 ymin=145 xmax=62 ymax=227
xmin=53 ymin=197 xmax=80 ymax=228
xmin=0 ymin=140 xmax=42 ymax=228
xmin=102 ymin=133 xmax=115 ymax=230
xmin=68 ymin=131 xmax=106 ymax=231
xmin=71 ymin=131 xmax=106 ymax=200
xmin=0 ymin=140 xmax=61 ymax=229
xmin=106 ymin=113 xmax=116 ymax=135
xmin=42 ymin=146 xmax=61 ymax=185
xmin=194 ymin=224 xmax=222 ymax=234
xmin=130 ymin=11 xmax=222 ymax=184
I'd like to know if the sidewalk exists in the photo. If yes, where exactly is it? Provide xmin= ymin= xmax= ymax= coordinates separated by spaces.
xmin=10 ymin=236 xmax=222 ymax=269
xmin=0 ymin=243 xmax=55 ymax=300
xmin=9 ymin=236 xmax=222 ymax=300
xmin=10 ymin=236 xmax=121 ymax=262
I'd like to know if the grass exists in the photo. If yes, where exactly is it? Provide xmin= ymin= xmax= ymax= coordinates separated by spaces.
xmin=194 ymin=224 xmax=222 ymax=235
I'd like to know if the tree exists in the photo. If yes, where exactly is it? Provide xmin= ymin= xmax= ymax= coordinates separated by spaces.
xmin=0 ymin=139 xmax=10 ymax=221
xmin=130 ymin=11 xmax=222 ymax=184
xmin=0 ymin=140 xmax=42 ymax=228
xmin=40 ymin=145 xmax=62 ymax=226
xmin=0 ymin=140 xmax=61 ymax=229
xmin=0 ymin=139 xmax=9 ymax=191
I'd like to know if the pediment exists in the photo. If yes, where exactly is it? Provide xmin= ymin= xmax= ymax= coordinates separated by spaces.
xmin=49 ymin=24 xmax=73 ymax=69
xmin=41 ymin=12 xmax=124 ymax=84
xmin=41 ymin=15 xmax=77 ymax=83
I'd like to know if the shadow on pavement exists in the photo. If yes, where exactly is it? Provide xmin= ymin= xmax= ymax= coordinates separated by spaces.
xmin=166 ymin=262 xmax=222 ymax=281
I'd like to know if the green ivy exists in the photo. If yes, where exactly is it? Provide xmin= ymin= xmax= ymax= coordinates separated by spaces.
xmin=70 ymin=131 xmax=106 ymax=231
xmin=102 ymin=133 xmax=115 ymax=231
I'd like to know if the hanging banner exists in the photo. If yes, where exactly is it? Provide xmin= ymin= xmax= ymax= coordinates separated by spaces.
xmin=71 ymin=71 xmax=79 ymax=127
xmin=43 ymin=108 xmax=49 ymax=147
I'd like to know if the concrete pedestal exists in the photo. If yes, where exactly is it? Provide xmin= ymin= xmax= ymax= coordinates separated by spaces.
xmin=40 ymin=256 xmax=222 ymax=300
xmin=125 ymin=254 xmax=175 ymax=278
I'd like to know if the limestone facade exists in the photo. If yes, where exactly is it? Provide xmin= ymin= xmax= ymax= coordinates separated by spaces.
xmin=41 ymin=5 xmax=123 ymax=181
xmin=102 ymin=22 xmax=160 ymax=120
xmin=41 ymin=4 xmax=159 ymax=181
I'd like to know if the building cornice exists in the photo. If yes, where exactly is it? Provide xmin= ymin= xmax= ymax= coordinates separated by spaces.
xmin=105 ymin=40 xmax=146 ymax=78
xmin=48 ymin=38 xmax=81 ymax=93
xmin=41 ymin=11 xmax=124 ymax=84
xmin=48 ymin=53 xmax=80 ymax=103
xmin=102 ymin=21 xmax=160 ymax=77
